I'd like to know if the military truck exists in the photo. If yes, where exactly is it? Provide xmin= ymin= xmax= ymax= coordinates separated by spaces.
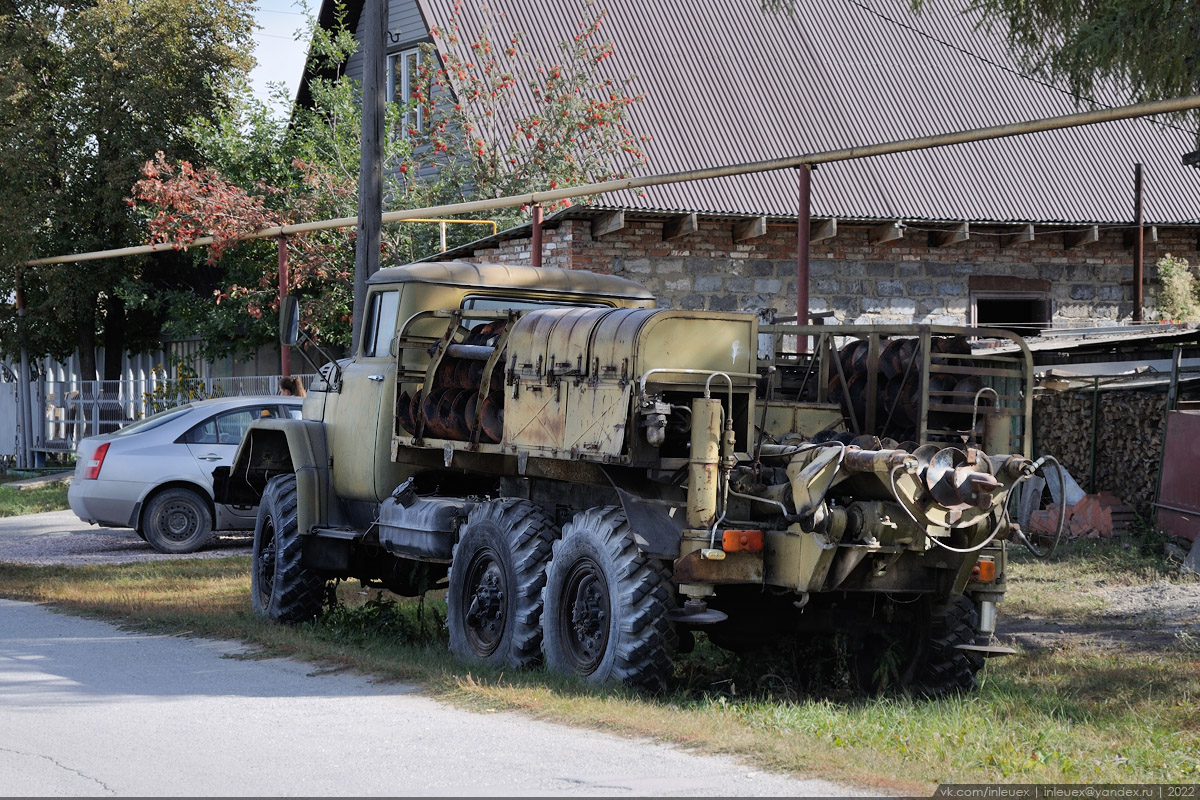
xmin=217 ymin=260 xmax=1054 ymax=694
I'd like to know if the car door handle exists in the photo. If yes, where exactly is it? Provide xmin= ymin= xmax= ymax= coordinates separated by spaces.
xmin=198 ymin=453 xmax=222 ymax=461
xmin=368 ymin=374 xmax=385 ymax=382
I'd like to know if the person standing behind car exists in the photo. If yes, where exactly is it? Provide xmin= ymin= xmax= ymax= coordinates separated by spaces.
xmin=278 ymin=376 xmax=306 ymax=397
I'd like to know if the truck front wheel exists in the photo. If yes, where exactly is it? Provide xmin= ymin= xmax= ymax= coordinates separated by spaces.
xmin=251 ymin=474 xmax=324 ymax=623
xmin=447 ymin=499 xmax=558 ymax=669
xmin=542 ymin=506 xmax=677 ymax=693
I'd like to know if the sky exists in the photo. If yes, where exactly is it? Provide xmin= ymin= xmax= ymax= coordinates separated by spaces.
xmin=248 ymin=0 xmax=313 ymax=109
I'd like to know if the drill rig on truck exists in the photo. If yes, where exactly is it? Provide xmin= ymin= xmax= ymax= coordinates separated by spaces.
xmin=217 ymin=261 xmax=1057 ymax=693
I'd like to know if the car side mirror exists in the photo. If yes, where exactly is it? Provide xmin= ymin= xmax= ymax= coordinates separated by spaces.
xmin=280 ymin=296 xmax=300 ymax=347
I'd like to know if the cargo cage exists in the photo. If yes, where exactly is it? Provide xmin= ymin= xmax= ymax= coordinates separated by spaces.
xmin=759 ymin=324 xmax=1034 ymax=458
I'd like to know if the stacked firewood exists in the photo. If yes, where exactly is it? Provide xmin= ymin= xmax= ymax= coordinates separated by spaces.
xmin=1033 ymin=388 xmax=1166 ymax=517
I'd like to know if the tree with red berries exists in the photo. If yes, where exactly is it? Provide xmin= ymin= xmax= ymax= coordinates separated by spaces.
xmin=128 ymin=2 xmax=649 ymax=356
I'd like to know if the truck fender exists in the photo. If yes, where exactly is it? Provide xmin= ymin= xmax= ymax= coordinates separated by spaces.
xmin=214 ymin=418 xmax=341 ymax=537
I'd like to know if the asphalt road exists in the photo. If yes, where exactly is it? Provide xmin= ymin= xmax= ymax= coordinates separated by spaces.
xmin=0 ymin=515 xmax=872 ymax=797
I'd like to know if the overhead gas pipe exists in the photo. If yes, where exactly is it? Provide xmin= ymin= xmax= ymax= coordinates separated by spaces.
xmin=22 ymin=95 xmax=1200 ymax=268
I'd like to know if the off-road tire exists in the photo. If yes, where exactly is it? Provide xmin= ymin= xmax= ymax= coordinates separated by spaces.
xmin=447 ymin=499 xmax=558 ymax=669
xmin=141 ymin=487 xmax=213 ymax=554
xmin=251 ymin=474 xmax=323 ymax=623
xmin=911 ymin=595 xmax=985 ymax=697
xmin=542 ymin=506 xmax=677 ymax=693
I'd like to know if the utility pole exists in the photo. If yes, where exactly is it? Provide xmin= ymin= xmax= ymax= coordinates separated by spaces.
xmin=353 ymin=0 xmax=389 ymax=349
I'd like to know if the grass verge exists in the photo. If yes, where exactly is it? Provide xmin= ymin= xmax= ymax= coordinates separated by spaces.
xmin=0 ymin=542 xmax=1197 ymax=792
xmin=0 ymin=482 xmax=70 ymax=517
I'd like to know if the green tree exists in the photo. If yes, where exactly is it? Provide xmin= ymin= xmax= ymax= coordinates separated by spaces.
xmin=1154 ymin=254 xmax=1200 ymax=322
xmin=0 ymin=0 xmax=254 ymax=378
xmin=0 ymin=2 xmax=69 ymax=361
xmin=129 ymin=15 xmax=424 ymax=356
xmin=910 ymin=0 xmax=1200 ymax=107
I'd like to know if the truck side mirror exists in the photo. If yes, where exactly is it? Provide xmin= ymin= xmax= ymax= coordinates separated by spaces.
xmin=280 ymin=296 xmax=300 ymax=347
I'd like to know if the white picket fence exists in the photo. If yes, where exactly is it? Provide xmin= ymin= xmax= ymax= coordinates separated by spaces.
xmin=1 ymin=356 xmax=312 ymax=467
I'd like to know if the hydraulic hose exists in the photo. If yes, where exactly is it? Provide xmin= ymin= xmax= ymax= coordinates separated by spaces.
xmin=1011 ymin=454 xmax=1068 ymax=559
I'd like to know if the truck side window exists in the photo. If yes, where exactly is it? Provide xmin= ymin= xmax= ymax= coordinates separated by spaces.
xmin=364 ymin=290 xmax=401 ymax=357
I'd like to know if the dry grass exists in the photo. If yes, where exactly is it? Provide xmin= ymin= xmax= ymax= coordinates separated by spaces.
xmin=0 ymin=540 xmax=1197 ymax=791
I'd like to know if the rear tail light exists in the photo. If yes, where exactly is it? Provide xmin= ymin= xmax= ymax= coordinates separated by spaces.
xmin=84 ymin=443 xmax=110 ymax=480
xmin=971 ymin=557 xmax=996 ymax=582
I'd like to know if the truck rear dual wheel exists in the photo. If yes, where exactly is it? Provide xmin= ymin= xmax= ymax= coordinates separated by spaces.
xmin=251 ymin=474 xmax=324 ymax=623
xmin=911 ymin=594 xmax=986 ymax=697
xmin=447 ymin=499 xmax=559 ymax=669
xmin=542 ymin=507 xmax=678 ymax=693
xmin=859 ymin=594 xmax=985 ymax=696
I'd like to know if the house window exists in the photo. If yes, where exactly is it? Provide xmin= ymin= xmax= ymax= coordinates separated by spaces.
xmin=387 ymin=48 xmax=426 ymax=135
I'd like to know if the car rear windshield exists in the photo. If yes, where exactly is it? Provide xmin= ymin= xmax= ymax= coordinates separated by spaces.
xmin=112 ymin=404 xmax=195 ymax=436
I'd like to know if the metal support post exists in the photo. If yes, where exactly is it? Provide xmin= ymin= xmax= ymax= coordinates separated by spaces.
xmin=796 ymin=165 xmax=811 ymax=353
xmin=531 ymin=205 xmax=543 ymax=267
xmin=1133 ymin=163 xmax=1144 ymax=323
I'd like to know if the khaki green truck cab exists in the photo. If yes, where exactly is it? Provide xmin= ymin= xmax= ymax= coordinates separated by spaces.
xmin=218 ymin=260 xmax=1052 ymax=694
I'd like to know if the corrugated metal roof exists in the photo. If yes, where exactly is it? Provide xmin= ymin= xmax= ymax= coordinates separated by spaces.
xmin=383 ymin=0 xmax=1200 ymax=224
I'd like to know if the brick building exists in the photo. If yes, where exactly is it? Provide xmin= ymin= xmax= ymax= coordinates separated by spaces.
xmin=439 ymin=212 xmax=1200 ymax=330
xmin=307 ymin=0 xmax=1200 ymax=331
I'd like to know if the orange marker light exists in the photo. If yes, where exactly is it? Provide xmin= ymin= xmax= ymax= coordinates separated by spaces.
xmin=722 ymin=529 xmax=763 ymax=553
xmin=972 ymin=559 xmax=996 ymax=582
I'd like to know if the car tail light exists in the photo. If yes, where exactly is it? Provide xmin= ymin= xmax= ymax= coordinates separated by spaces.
xmin=84 ymin=443 xmax=110 ymax=480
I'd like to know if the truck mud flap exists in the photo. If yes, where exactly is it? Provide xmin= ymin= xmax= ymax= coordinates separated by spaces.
xmin=303 ymin=531 xmax=352 ymax=573
xmin=605 ymin=468 xmax=684 ymax=559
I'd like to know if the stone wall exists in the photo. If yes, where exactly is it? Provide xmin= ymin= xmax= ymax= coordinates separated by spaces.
xmin=463 ymin=216 xmax=1200 ymax=328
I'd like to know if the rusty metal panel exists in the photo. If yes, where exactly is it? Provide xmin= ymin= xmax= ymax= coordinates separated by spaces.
xmin=503 ymin=382 xmax=563 ymax=450
xmin=1158 ymin=410 xmax=1200 ymax=542
xmin=762 ymin=401 xmax=844 ymax=440
xmin=634 ymin=312 xmax=758 ymax=384
xmin=674 ymin=550 xmax=764 ymax=585
xmin=553 ymin=307 xmax=617 ymax=379
xmin=562 ymin=384 xmax=631 ymax=458
xmin=591 ymin=308 xmax=657 ymax=380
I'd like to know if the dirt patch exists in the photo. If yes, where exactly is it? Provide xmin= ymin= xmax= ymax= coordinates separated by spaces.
xmin=1001 ymin=578 xmax=1200 ymax=652
xmin=0 ymin=530 xmax=252 ymax=566
xmin=0 ymin=510 xmax=251 ymax=566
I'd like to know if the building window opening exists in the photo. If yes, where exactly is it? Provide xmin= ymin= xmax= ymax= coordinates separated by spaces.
xmin=972 ymin=293 xmax=1052 ymax=337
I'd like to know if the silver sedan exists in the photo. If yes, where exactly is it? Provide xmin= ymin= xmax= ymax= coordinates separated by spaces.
xmin=68 ymin=395 xmax=303 ymax=553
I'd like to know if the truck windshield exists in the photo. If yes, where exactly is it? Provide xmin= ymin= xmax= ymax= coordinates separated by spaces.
xmin=460 ymin=295 xmax=606 ymax=328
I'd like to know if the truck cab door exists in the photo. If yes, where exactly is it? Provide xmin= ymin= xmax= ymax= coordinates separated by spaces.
xmin=331 ymin=289 xmax=400 ymax=502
